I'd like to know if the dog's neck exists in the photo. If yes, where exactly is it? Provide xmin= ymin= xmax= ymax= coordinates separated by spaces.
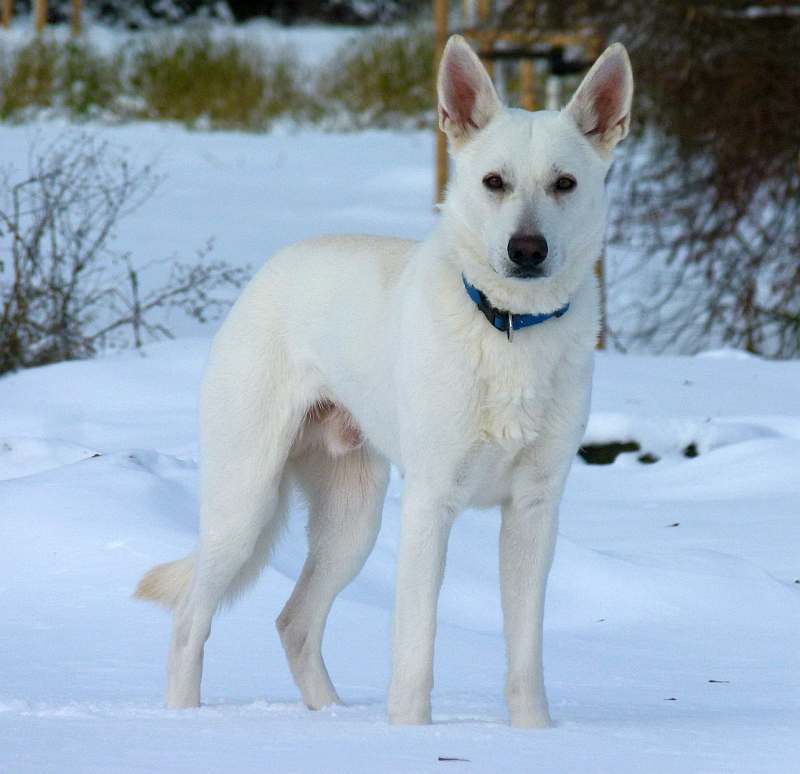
xmin=462 ymin=276 xmax=570 ymax=341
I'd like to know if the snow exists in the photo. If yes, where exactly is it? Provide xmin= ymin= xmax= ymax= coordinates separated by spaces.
xmin=1 ymin=339 xmax=798 ymax=773
xmin=0 ymin=121 xmax=799 ymax=772
xmin=0 ymin=17 xmax=364 ymax=67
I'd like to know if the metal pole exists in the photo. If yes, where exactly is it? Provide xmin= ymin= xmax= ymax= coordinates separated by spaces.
xmin=434 ymin=0 xmax=449 ymax=205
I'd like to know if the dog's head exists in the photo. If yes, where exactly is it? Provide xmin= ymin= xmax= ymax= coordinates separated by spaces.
xmin=438 ymin=36 xmax=633 ymax=311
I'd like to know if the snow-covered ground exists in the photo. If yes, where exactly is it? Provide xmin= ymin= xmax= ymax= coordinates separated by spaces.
xmin=1 ymin=340 xmax=798 ymax=773
xmin=0 ymin=120 xmax=799 ymax=772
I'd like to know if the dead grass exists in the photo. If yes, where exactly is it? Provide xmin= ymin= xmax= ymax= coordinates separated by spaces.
xmin=317 ymin=26 xmax=434 ymax=129
xmin=0 ymin=36 xmax=121 ymax=120
xmin=128 ymin=34 xmax=317 ymax=130
xmin=0 ymin=27 xmax=432 ymax=130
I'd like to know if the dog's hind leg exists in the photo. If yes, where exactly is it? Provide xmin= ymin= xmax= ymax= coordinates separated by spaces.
xmin=277 ymin=437 xmax=389 ymax=709
xmin=166 ymin=475 xmax=292 ymax=709
xmin=164 ymin=341 xmax=314 ymax=709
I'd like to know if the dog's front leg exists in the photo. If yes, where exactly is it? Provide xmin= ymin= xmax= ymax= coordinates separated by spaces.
xmin=499 ymin=486 xmax=558 ymax=728
xmin=500 ymin=353 xmax=592 ymax=728
xmin=388 ymin=487 xmax=456 ymax=725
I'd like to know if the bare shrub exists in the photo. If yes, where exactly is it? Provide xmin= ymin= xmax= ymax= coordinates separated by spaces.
xmin=606 ymin=136 xmax=800 ymax=357
xmin=0 ymin=133 xmax=249 ymax=375
xmin=600 ymin=1 xmax=800 ymax=357
xmin=497 ymin=1 xmax=800 ymax=357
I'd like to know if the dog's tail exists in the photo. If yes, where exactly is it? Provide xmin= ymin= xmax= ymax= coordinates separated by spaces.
xmin=134 ymin=555 xmax=195 ymax=610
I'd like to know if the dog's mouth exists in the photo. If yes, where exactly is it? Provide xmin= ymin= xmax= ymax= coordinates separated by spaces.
xmin=509 ymin=266 xmax=548 ymax=280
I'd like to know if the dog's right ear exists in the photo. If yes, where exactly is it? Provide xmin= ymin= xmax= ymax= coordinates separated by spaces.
xmin=437 ymin=35 xmax=501 ymax=148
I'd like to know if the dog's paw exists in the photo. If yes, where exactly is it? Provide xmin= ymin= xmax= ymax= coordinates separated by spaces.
xmin=388 ymin=709 xmax=432 ymax=726
xmin=508 ymin=706 xmax=553 ymax=729
xmin=388 ymin=699 xmax=432 ymax=726
xmin=165 ymin=694 xmax=201 ymax=710
xmin=302 ymin=685 xmax=341 ymax=711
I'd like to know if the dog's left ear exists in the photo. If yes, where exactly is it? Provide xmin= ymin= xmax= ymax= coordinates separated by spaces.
xmin=565 ymin=43 xmax=633 ymax=158
xmin=438 ymin=35 xmax=501 ymax=148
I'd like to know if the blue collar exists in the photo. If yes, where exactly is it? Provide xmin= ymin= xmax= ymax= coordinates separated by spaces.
xmin=462 ymin=276 xmax=570 ymax=341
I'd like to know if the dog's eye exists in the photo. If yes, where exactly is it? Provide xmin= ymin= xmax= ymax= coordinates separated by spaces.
xmin=555 ymin=176 xmax=577 ymax=192
xmin=482 ymin=174 xmax=505 ymax=192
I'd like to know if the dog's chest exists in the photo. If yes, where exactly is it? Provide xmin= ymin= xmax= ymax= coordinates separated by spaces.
xmin=473 ymin=344 xmax=556 ymax=447
xmin=454 ymin=347 xmax=564 ymax=507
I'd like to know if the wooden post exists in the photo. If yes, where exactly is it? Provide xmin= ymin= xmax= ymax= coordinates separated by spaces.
xmin=34 ymin=0 xmax=46 ymax=33
xmin=1 ymin=0 xmax=13 ymax=29
xmin=519 ymin=58 xmax=536 ymax=110
xmin=71 ymin=0 xmax=81 ymax=35
xmin=476 ymin=0 xmax=493 ymax=77
xmin=594 ymin=256 xmax=606 ymax=349
xmin=476 ymin=1 xmax=493 ymax=28
xmin=461 ymin=0 xmax=473 ymax=26
xmin=434 ymin=0 xmax=449 ymax=205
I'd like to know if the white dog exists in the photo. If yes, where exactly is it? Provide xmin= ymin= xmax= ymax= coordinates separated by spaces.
xmin=136 ymin=35 xmax=633 ymax=728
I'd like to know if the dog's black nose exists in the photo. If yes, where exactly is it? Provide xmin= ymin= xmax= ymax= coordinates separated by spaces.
xmin=507 ymin=234 xmax=548 ymax=267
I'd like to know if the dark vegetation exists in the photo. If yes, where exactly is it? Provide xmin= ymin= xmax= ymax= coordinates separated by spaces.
xmin=531 ymin=0 xmax=800 ymax=358
xmin=8 ymin=0 xmax=427 ymax=27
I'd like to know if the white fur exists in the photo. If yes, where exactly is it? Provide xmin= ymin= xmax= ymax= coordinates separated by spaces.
xmin=135 ymin=35 xmax=633 ymax=728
